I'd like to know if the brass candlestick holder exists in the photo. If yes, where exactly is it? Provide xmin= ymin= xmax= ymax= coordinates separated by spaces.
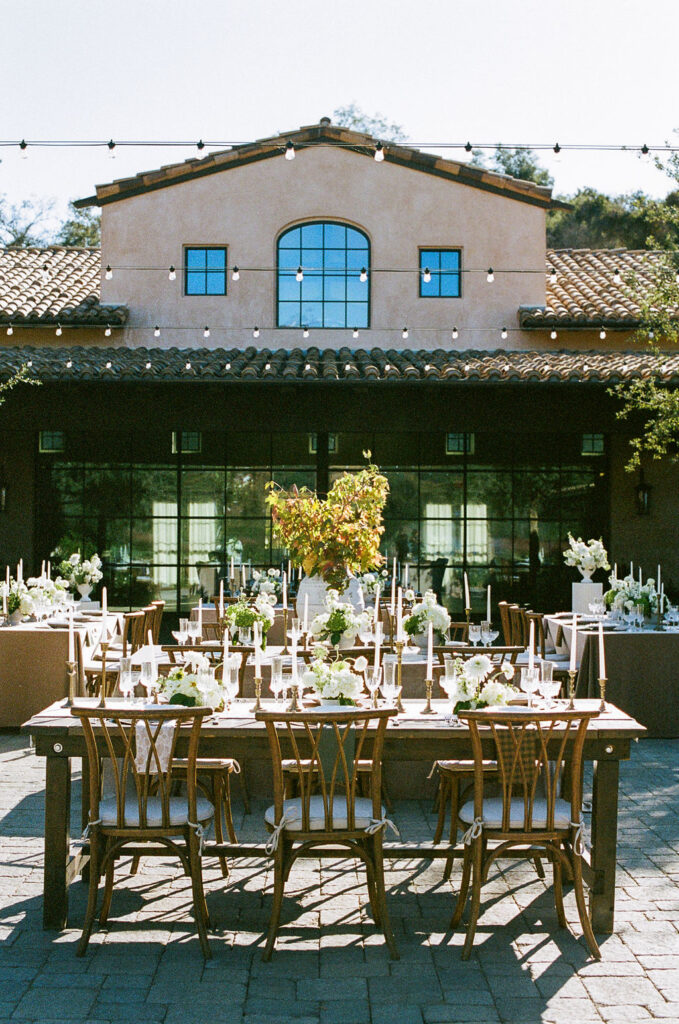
xmin=465 ymin=607 xmax=471 ymax=627
xmin=395 ymin=639 xmax=405 ymax=713
xmin=250 ymin=676 xmax=263 ymax=713
xmin=287 ymin=677 xmax=301 ymax=712
xmin=655 ymin=604 xmax=664 ymax=632
xmin=97 ymin=641 xmax=109 ymax=709
xmin=64 ymin=659 xmax=77 ymax=708
xmin=598 ymin=676 xmax=607 ymax=713
xmin=421 ymin=677 xmax=436 ymax=715
xmin=567 ymin=668 xmax=577 ymax=710
xmin=281 ymin=608 xmax=289 ymax=654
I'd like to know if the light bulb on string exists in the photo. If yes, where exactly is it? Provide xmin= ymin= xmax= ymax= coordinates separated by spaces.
xmin=464 ymin=142 xmax=472 ymax=153
xmin=359 ymin=267 xmax=368 ymax=283
xmin=203 ymin=326 xmax=210 ymax=338
xmin=107 ymin=139 xmax=116 ymax=158
xmin=374 ymin=142 xmax=385 ymax=162
xmin=105 ymin=264 xmax=113 ymax=280
xmin=553 ymin=142 xmax=561 ymax=163
xmin=253 ymin=326 xmax=260 ymax=339
xmin=549 ymin=267 xmax=557 ymax=285
xmin=55 ymin=324 xmax=62 ymax=337
xmin=66 ymin=359 xmax=72 ymax=368
xmin=104 ymin=325 xmax=112 ymax=337
xmin=501 ymin=327 xmax=508 ymax=340
xmin=486 ymin=268 xmax=494 ymax=283
xmin=185 ymin=361 xmax=192 ymax=370
xmin=302 ymin=326 xmax=310 ymax=339
xmin=451 ymin=327 xmax=458 ymax=340
xmin=402 ymin=327 xmax=409 ymax=340
xmin=423 ymin=267 xmax=431 ymax=283
xmin=6 ymin=325 xmax=13 ymax=336
xmin=145 ymin=360 xmax=152 ymax=369
xmin=19 ymin=139 xmax=27 ymax=158
xmin=613 ymin=268 xmax=622 ymax=285
xmin=168 ymin=266 xmax=176 ymax=281
xmin=231 ymin=266 xmax=240 ymax=281
xmin=105 ymin=360 xmax=112 ymax=369
xmin=599 ymin=326 xmax=607 ymax=340
xmin=648 ymin=328 xmax=655 ymax=340
xmin=296 ymin=266 xmax=304 ymax=282
xmin=285 ymin=141 xmax=295 ymax=161
xmin=196 ymin=140 xmax=205 ymax=151
xmin=154 ymin=325 xmax=160 ymax=338
xmin=352 ymin=328 xmax=359 ymax=339
xmin=550 ymin=329 xmax=558 ymax=340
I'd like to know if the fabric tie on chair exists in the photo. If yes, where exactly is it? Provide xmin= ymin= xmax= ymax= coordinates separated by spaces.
xmin=265 ymin=809 xmax=300 ymax=854
xmin=570 ymin=820 xmax=585 ymax=857
xmin=462 ymin=816 xmax=484 ymax=845
xmin=364 ymin=817 xmax=400 ymax=837
xmin=76 ymin=814 xmax=102 ymax=846
xmin=187 ymin=820 xmax=209 ymax=855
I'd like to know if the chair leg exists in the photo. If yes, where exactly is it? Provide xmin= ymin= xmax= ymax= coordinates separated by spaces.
xmin=461 ymin=840 xmax=484 ymax=961
xmin=237 ymin=764 xmax=251 ymax=814
xmin=212 ymin=774 xmax=229 ymax=878
xmin=262 ymin=840 xmax=287 ymax=961
xmin=381 ymin=775 xmax=393 ymax=813
xmin=77 ymin=833 xmax=101 ymax=956
xmin=533 ymin=855 xmax=546 ymax=880
xmin=443 ymin=777 xmax=461 ymax=881
xmin=187 ymin=831 xmax=211 ymax=959
xmin=363 ymin=849 xmax=382 ymax=929
xmin=223 ymin=773 xmax=238 ymax=844
xmin=129 ymin=855 xmax=141 ymax=875
xmin=433 ymin=774 xmax=448 ymax=844
xmin=552 ymin=846 xmax=567 ymax=928
xmin=450 ymin=845 xmax=472 ymax=928
xmin=571 ymin=854 xmax=601 ymax=960
xmin=99 ymin=858 xmax=115 ymax=925
xmin=372 ymin=837 xmax=399 ymax=960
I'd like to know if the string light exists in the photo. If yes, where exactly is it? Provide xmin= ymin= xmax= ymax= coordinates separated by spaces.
xmin=360 ymin=267 xmax=368 ymax=282
xmin=105 ymin=360 xmax=112 ymax=369
xmin=486 ymin=268 xmax=494 ymax=283
xmin=613 ymin=268 xmax=622 ymax=285
xmin=423 ymin=268 xmax=431 ymax=283
xmin=185 ymin=361 xmax=192 ymax=370
xmin=145 ymin=360 xmax=152 ymax=369
xmin=302 ymin=326 xmax=310 ymax=339
xmin=66 ymin=358 xmax=72 ymax=367
xmin=105 ymin=264 xmax=113 ymax=280
xmin=253 ymin=326 xmax=260 ymax=338
xmin=599 ymin=327 xmax=607 ymax=340
xmin=352 ymin=328 xmax=359 ymax=339
xmin=26 ymin=359 xmax=32 ymax=367
xmin=296 ymin=266 xmax=304 ymax=282
xmin=154 ymin=325 xmax=160 ymax=338
xmin=231 ymin=266 xmax=240 ymax=281
xmin=265 ymin=361 xmax=271 ymax=370
xmin=451 ymin=327 xmax=459 ymax=340
xmin=402 ymin=327 xmax=409 ymax=340
xmin=550 ymin=329 xmax=558 ymax=340
xmin=549 ymin=267 xmax=557 ymax=284
xmin=285 ymin=141 xmax=295 ymax=161
xmin=168 ymin=265 xmax=176 ymax=281
xmin=641 ymin=144 xmax=650 ymax=155
xmin=648 ymin=329 xmax=655 ymax=340
xmin=196 ymin=140 xmax=205 ymax=150
xmin=104 ymin=325 xmax=111 ymax=337
xmin=225 ymin=361 xmax=231 ymax=370
xmin=6 ymin=325 xmax=13 ymax=336
xmin=203 ymin=326 xmax=210 ymax=338
xmin=19 ymin=139 xmax=27 ymax=158
xmin=107 ymin=139 xmax=115 ymax=158
xmin=55 ymin=324 xmax=62 ymax=337
xmin=464 ymin=142 xmax=472 ymax=152
xmin=501 ymin=327 xmax=508 ymax=339
xmin=374 ymin=142 xmax=385 ymax=162
xmin=384 ymin=363 xmax=391 ymax=371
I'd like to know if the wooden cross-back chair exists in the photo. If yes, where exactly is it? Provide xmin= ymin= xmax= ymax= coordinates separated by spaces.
xmin=451 ymin=707 xmax=601 ymax=960
xmin=256 ymin=706 xmax=398 ymax=961
xmin=70 ymin=705 xmax=213 ymax=958
xmin=433 ymin=645 xmax=523 ymax=667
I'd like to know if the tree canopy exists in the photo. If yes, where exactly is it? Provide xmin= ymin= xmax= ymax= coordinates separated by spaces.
xmin=331 ymin=104 xmax=408 ymax=143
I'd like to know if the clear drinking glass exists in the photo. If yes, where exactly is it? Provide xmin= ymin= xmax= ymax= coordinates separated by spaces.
xmin=188 ymin=618 xmax=201 ymax=644
xmin=140 ymin=661 xmax=156 ymax=703
xmin=239 ymin=626 xmax=252 ymax=647
xmin=381 ymin=660 xmax=398 ymax=704
xmin=366 ymin=665 xmax=382 ymax=707
xmin=520 ymin=667 xmax=540 ymax=708
xmin=270 ymin=655 xmax=284 ymax=703
xmin=118 ymin=657 xmax=134 ymax=703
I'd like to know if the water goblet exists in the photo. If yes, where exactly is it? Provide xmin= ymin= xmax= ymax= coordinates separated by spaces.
xmin=468 ymin=624 xmax=481 ymax=646
xmin=140 ymin=661 xmax=156 ymax=703
xmin=118 ymin=657 xmax=135 ymax=703
xmin=270 ymin=655 xmax=284 ymax=704
xmin=188 ymin=618 xmax=201 ymax=644
xmin=381 ymin=660 xmax=398 ymax=705
xmin=358 ymin=620 xmax=373 ymax=647
xmin=223 ymin=655 xmax=240 ymax=709
xmin=520 ymin=667 xmax=540 ymax=708
xmin=366 ymin=665 xmax=382 ymax=708
xmin=239 ymin=626 xmax=252 ymax=647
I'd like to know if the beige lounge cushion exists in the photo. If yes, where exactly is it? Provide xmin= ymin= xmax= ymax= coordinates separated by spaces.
xmin=459 ymin=797 xmax=572 ymax=830
xmin=265 ymin=795 xmax=383 ymax=832
xmin=99 ymin=795 xmax=214 ymax=828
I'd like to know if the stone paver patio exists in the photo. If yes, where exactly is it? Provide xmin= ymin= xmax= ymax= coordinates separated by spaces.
xmin=0 ymin=734 xmax=677 ymax=1024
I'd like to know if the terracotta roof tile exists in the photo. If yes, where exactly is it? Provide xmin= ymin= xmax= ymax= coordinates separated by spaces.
xmin=0 ymin=248 xmax=127 ymax=326
xmin=1 ymin=346 xmax=676 ymax=384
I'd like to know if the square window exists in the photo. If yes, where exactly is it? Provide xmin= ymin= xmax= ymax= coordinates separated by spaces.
xmin=446 ymin=432 xmax=474 ymax=455
xmin=184 ymin=247 xmax=227 ymax=296
xmin=309 ymin=433 xmax=338 ymax=454
xmin=420 ymin=249 xmax=461 ymax=298
xmin=39 ymin=430 xmax=65 ymax=453
xmin=581 ymin=433 xmax=605 ymax=455
xmin=171 ymin=431 xmax=202 ymax=454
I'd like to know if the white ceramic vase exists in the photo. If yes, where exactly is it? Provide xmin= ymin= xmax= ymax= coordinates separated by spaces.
xmin=412 ymin=632 xmax=429 ymax=651
xmin=8 ymin=609 xmax=22 ymax=626
xmin=77 ymin=583 xmax=93 ymax=601
xmin=296 ymin=574 xmax=363 ymax=620
xmin=578 ymin=568 xmax=594 ymax=581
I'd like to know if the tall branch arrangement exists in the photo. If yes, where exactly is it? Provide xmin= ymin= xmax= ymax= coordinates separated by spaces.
xmin=265 ymin=453 xmax=389 ymax=591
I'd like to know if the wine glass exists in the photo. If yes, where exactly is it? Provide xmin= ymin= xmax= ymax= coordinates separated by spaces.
xmin=270 ymin=655 xmax=284 ymax=704
xmin=440 ymin=660 xmax=465 ymax=726
xmin=520 ymin=667 xmax=540 ymax=708
xmin=118 ymin=657 xmax=135 ymax=703
xmin=239 ymin=625 xmax=252 ymax=647
xmin=140 ymin=661 xmax=156 ymax=704
xmin=381 ymin=660 xmax=399 ymax=705
xmin=537 ymin=661 xmax=560 ymax=708
xmin=468 ymin=623 xmax=481 ymax=646
xmin=173 ymin=618 xmax=189 ymax=644
xmin=224 ymin=655 xmax=240 ymax=709
xmin=366 ymin=665 xmax=382 ymax=708
xmin=291 ymin=617 xmax=301 ymax=645
xmin=188 ymin=618 xmax=201 ymax=644
xmin=358 ymin=619 xmax=373 ymax=647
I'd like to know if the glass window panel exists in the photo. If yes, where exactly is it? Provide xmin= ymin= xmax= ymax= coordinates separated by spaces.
xmin=513 ymin=471 xmax=561 ymax=518
xmin=346 ymin=303 xmax=369 ymax=327
xmin=323 ymin=302 xmax=345 ymax=327
xmin=206 ymin=249 xmax=225 ymax=269
xmin=186 ymin=249 xmax=206 ymax=269
xmin=440 ymin=271 xmax=461 ymax=297
xmin=100 ymin=518 xmax=131 ymax=563
xmin=82 ymin=468 xmax=131 ymax=517
xmin=136 ymin=566 xmax=176 ymax=611
xmin=278 ymin=249 xmax=300 ymax=270
xmin=131 ymin=517 xmax=177 ymax=563
xmin=381 ymin=519 xmax=419 ymax=562
xmin=420 ymin=471 xmax=464 ymax=517
xmin=186 ymin=272 xmax=205 ymax=295
xmin=301 ymin=223 xmax=323 ymax=247
xmin=279 ymin=227 xmax=301 ymax=248
xmin=50 ymin=467 xmax=83 ymax=514
xmin=421 ymin=519 xmax=463 ymax=561
xmin=180 ymin=469 xmax=225 ymax=516
xmin=346 ymin=249 xmax=366 ymax=271
xmin=225 ymin=518 xmax=270 ymax=562
xmin=324 ymin=249 xmax=346 ymax=270
xmin=227 ymin=470 xmax=270 ymax=516
xmin=346 ymin=228 xmax=368 ymax=249
xmin=181 ymin=517 xmax=222 ymax=567
xmin=346 ymin=277 xmax=367 ymax=301
xmin=302 ymin=302 xmax=323 ymax=327
xmin=560 ymin=469 xmax=599 ymax=518
xmin=421 ymin=277 xmax=438 ymax=297
xmin=278 ymin=275 xmax=300 ymax=301
xmin=278 ymin=302 xmax=299 ymax=327
xmin=302 ymin=249 xmax=323 ymax=272
xmin=466 ymin=471 xmax=513 ymax=518
xmin=325 ymin=224 xmax=346 ymax=247
xmin=466 ymin=519 xmax=512 ymax=566
xmin=384 ymin=470 xmax=419 ymax=517
xmin=132 ymin=468 xmax=176 ymax=517
xmin=325 ymin=275 xmax=346 ymax=300
xmin=301 ymin=274 xmax=323 ymax=301
xmin=440 ymin=251 xmax=460 ymax=270
xmin=206 ymin=272 xmax=225 ymax=295
xmin=514 ymin=519 xmax=562 ymax=567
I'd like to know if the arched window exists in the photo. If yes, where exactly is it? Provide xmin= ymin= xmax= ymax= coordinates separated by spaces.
xmin=277 ymin=221 xmax=370 ymax=329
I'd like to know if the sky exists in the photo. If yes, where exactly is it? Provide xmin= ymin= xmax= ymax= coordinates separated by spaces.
xmin=1 ymin=0 xmax=678 ymax=233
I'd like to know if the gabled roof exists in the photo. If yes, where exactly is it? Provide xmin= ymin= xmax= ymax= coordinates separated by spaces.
xmin=1 ymin=346 xmax=676 ymax=384
xmin=522 ymin=249 xmax=671 ymax=329
xmin=0 ymin=247 xmax=127 ymax=327
xmin=74 ymin=120 xmax=558 ymax=211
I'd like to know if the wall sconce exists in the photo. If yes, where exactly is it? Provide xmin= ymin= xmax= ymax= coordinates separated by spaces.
xmin=0 ymin=466 xmax=7 ymax=513
xmin=635 ymin=468 xmax=651 ymax=515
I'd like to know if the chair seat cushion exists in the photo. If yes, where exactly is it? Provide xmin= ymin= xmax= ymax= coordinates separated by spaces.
xmin=436 ymin=759 xmax=497 ymax=774
xmin=265 ymin=795 xmax=384 ymax=832
xmin=459 ymin=796 xmax=572 ymax=830
xmin=99 ymin=795 xmax=214 ymax=828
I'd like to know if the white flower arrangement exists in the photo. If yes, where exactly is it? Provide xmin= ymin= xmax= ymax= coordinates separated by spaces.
xmin=302 ymin=649 xmax=363 ymax=704
xmin=160 ymin=652 xmax=227 ymax=710
xmin=250 ymin=567 xmax=283 ymax=598
xmin=58 ymin=552 xmax=103 ymax=588
xmin=25 ymin=575 xmax=70 ymax=611
xmin=357 ymin=568 xmax=389 ymax=597
xmin=225 ymin=593 xmax=276 ymax=644
xmin=604 ymin=572 xmax=657 ymax=617
xmin=309 ymin=589 xmax=370 ymax=646
xmin=404 ymin=590 xmax=451 ymax=643
xmin=563 ymin=534 xmax=610 ymax=575
xmin=0 ymin=578 xmax=34 ymax=617
xmin=443 ymin=655 xmax=517 ymax=715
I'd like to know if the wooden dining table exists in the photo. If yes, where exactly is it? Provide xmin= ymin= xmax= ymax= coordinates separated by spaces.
xmin=23 ymin=697 xmax=645 ymax=938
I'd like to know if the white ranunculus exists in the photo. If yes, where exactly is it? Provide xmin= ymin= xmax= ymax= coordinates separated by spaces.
xmin=463 ymin=654 xmax=494 ymax=684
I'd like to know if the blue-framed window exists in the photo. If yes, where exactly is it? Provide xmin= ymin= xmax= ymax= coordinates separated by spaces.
xmin=277 ymin=222 xmax=370 ymax=329
xmin=419 ymin=249 xmax=461 ymax=298
xmin=184 ymin=247 xmax=227 ymax=296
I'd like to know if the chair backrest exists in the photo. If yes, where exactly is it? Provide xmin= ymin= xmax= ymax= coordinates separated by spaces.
xmin=498 ymin=601 xmax=512 ymax=646
xmin=122 ymin=610 xmax=146 ymax=656
xmin=525 ymin=611 xmax=547 ymax=659
xmin=434 ymin=645 xmax=524 ymax=665
xmin=460 ymin=707 xmax=599 ymax=835
xmin=448 ymin=621 xmax=469 ymax=643
xmin=149 ymin=600 xmax=165 ymax=643
xmin=508 ymin=604 xmax=528 ymax=647
xmin=256 ymin=707 xmax=394 ymax=832
xmin=70 ymin=705 xmax=210 ymax=832
xmin=160 ymin=644 xmax=248 ymax=691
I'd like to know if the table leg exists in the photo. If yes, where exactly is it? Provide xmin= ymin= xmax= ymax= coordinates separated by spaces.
xmin=43 ymin=753 xmax=71 ymax=930
xmin=589 ymin=757 xmax=619 ymax=933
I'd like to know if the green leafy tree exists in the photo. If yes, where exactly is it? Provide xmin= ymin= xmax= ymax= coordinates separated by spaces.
xmin=0 ymin=195 xmax=54 ymax=247
xmin=0 ymin=366 xmax=41 ymax=405
xmin=547 ymin=188 xmax=679 ymax=250
xmin=55 ymin=202 xmax=101 ymax=247
xmin=332 ymin=104 xmax=408 ymax=143
xmin=470 ymin=146 xmax=553 ymax=187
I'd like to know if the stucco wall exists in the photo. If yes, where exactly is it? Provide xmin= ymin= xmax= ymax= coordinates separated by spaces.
xmin=99 ymin=146 xmax=552 ymax=352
